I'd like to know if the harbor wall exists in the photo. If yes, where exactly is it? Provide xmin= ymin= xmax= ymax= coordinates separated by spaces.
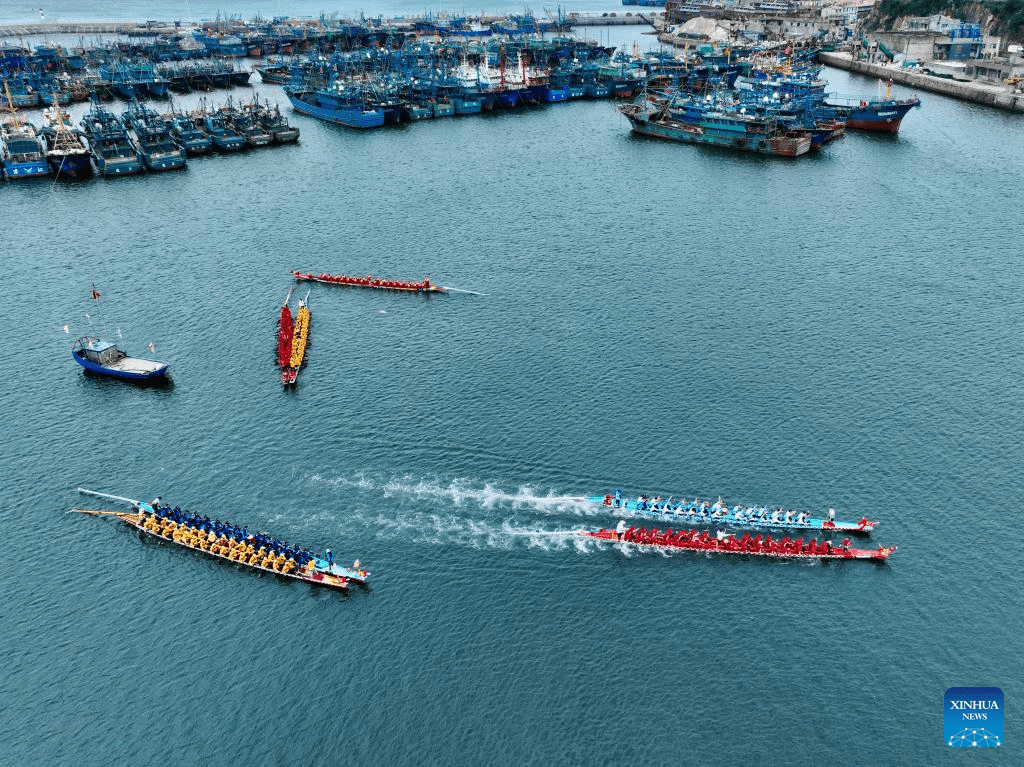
xmin=818 ymin=51 xmax=1024 ymax=114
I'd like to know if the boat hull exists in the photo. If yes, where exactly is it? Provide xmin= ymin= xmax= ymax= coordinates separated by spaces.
xmin=586 ymin=495 xmax=875 ymax=534
xmin=47 ymin=152 xmax=93 ymax=178
xmin=621 ymin=107 xmax=811 ymax=157
xmin=583 ymin=528 xmax=895 ymax=560
xmin=286 ymin=90 xmax=384 ymax=129
xmin=72 ymin=337 xmax=168 ymax=381
xmin=292 ymin=270 xmax=446 ymax=293
xmin=119 ymin=514 xmax=349 ymax=590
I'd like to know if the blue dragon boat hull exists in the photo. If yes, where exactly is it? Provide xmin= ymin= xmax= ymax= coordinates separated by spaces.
xmin=586 ymin=494 xmax=876 ymax=535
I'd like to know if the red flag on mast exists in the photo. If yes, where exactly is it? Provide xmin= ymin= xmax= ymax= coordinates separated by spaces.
xmin=91 ymin=287 xmax=101 ymax=300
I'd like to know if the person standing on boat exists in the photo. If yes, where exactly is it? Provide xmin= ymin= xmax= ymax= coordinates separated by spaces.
xmin=325 ymin=548 xmax=334 ymax=566
xmin=828 ymin=507 xmax=835 ymax=522
xmin=615 ymin=519 xmax=627 ymax=540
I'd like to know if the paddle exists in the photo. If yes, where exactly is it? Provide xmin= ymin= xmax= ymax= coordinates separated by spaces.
xmin=77 ymin=487 xmax=141 ymax=506
xmin=67 ymin=508 xmax=130 ymax=516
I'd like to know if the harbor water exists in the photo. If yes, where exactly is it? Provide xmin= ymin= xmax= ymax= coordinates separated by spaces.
xmin=2 ymin=5 xmax=1023 ymax=764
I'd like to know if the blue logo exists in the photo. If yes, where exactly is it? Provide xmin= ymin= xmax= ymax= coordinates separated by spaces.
xmin=945 ymin=687 xmax=1003 ymax=747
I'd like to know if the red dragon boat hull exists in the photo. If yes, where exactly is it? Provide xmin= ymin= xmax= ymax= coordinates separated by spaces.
xmin=582 ymin=527 xmax=896 ymax=561
xmin=292 ymin=270 xmax=446 ymax=293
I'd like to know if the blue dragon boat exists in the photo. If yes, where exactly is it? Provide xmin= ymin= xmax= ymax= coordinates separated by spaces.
xmin=586 ymin=491 xmax=877 ymax=535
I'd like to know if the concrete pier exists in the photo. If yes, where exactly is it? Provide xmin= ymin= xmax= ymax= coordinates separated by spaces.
xmin=818 ymin=51 xmax=1024 ymax=114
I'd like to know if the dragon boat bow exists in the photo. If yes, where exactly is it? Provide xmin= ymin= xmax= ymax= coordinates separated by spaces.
xmin=583 ymin=526 xmax=896 ymax=561
xmin=75 ymin=488 xmax=368 ymax=589
xmin=587 ymin=492 xmax=876 ymax=535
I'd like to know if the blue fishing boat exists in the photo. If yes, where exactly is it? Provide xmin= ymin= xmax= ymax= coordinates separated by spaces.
xmin=40 ymin=102 xmax=93 ymax=178
xmin=618 ymin=88 xmax=812 ymax=157
xmin=1 ymin=112 xmax=50 ymax=179
xmin=121 ymin=101 xmax=187 ymax=171
xmin=226 ymin=100 xmax=274 ymax=147
xmin=198 ymin=107 xmax=247 ymax=151
xmin=72 ymin=336 xmax=169 ymax=381
xmin=255 ymin=101 xmax=300 ymax=143
xmin=79 ymin=101 xmax=144 ymax=176
xmin=285 ymin=81 xmax=385 ymax=129
xmin=167 ymin=111 xmax=213 ymax=156
xmin=587 ymin=491 xmax=877 ymax=535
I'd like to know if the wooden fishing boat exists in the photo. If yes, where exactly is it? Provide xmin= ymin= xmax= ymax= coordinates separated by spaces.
xmin=285 ymin=291 xmax=309 ymax=386
xmin=582 ymin=526 xmax=896 ymax=561
xmin=72 ymin=336 xmax=169 ymax=381
xmin=588 ymin=492 xmax=877 ymax=535
xmin=292 ymin=270 xmax=447 ymax=294
xmin=74 ymin=488 xmax=369 ymax=590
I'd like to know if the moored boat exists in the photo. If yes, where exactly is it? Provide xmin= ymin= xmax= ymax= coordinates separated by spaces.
xmin=618 ymin=88 xmax=812 ymax=158
xmin=72 ymin=336 xmax=169 ymax=381
xmin=74 ymin=488 xmax=368 ymax=590
xmin=822 ymin=93 xmax=921 ymax=133
xmin=122 ymin=101 xmax=187 ymax=172
xmin=284 ymin=81 xmax=385 ymax=130
xmin=40 ymin=101 xmax=93 ymax=178
xmin=292 ymin=270 xmax=446 ymax=293
xmin=79 ymin=100 xmax=144 ymax=176
xmin=588 ymin=491 xmax=877 ymax=534
xmin=582 ymin=526 xmax=896 ymax=561
xmin=1 ymin=115 xmax=50 ymax=179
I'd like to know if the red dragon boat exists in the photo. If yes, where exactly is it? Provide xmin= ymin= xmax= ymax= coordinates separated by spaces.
xmin=277 ymin=287 xmax=293 ymax=382
xmin=582 ymin=526 xmax=896 ymax=561
xmin=292 ymin=270 xmax=447 ymax=293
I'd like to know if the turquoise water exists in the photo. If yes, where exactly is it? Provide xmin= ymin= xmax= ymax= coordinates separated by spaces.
xmin=2 ymin=24 xmax=1023 ymax=765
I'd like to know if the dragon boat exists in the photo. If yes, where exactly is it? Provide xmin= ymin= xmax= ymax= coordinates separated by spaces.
xmin=582 ymin=526 xmax=896 ymax=561
xmin=292 ymin=270 xmax=446 ymax=293
xmin=284 ymin=291 xmax=309 ymax=386
xmin=277 ymin=287 xmax=294 ymax=384
xmin=587 ymin=491 xmax=876 ymax=535
xmin=74 ymin=489 xmax=368 ymax=589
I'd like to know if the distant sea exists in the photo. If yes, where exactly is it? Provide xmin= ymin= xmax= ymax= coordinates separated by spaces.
xmin=2 ymin=4 xmax=1022 ymax=765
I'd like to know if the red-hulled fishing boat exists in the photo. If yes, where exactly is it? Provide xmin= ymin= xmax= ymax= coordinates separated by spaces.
xmin=582 ymin=526 xmax=896 ymax=561
xmin=292 ymin=270 xmax=446 ymax=293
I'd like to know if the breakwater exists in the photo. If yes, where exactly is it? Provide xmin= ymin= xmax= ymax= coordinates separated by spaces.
xmin=818 ymin=51 xmax=1024 ymax=113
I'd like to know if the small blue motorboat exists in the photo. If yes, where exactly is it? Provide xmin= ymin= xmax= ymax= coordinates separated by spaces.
xmin=72 ymin=336 xmax=168 ymax=381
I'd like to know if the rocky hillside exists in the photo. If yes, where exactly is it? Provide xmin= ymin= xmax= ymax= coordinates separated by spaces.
xmin=868 ymin=1 xmax=1024 ymax=43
